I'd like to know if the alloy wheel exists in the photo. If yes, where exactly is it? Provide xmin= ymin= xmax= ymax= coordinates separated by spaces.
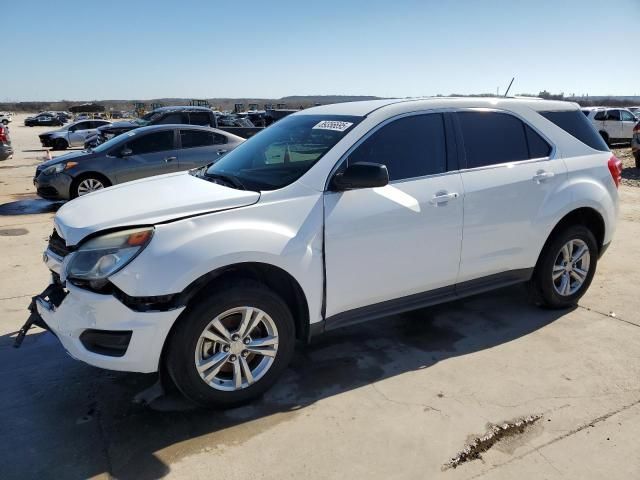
xmin=77 ymin=178 xmax=104 ymax=196
xmin=194 ymin=306 xmax=279 ymax=391
xmin=552 ymin=238 xmax=590 ymax=296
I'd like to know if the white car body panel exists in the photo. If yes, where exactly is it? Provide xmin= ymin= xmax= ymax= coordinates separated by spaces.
xmin=324 ymin=174 xmax=464 ymax=316
xmin=37 ymin=97 xmax=619 ymax=373
xmin=54 ymin=171 xmax=260 ymax=246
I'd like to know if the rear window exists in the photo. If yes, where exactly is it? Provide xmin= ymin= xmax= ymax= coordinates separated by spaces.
xmin=540 ymin=110 xmax=609 ymax=152
xmin=457 ymin=111 xmax=550 ymax=168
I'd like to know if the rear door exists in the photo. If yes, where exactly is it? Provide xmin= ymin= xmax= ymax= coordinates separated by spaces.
xmin=324 ymin=112 xmax=464 ymax=319
xmin=603 ymin=109 xmax=622 ymax=140
xmin=177 ymin=128 xmax=229 ymax=169
xmin=455 ymin=110 xmax=564 ymax=284
xmin=113 ymin=129 xmax=178 ymax=183
xmin=620 ymin=110 xmax=637 ymax=139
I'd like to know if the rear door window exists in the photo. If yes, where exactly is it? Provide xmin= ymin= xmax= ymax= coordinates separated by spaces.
xmin=348 ymin=113 xmax=447 ymax=181
xmin=605 ymin=110 xmax=621 ymax=121
xmin=189 ymin=112 xmax=213 ymax=126
xmin=156 ymin=113 xmax=188 ymax=125
xmin=180 ymin=129 xmax=214 ymax=148
xmin=621 ymin=110 xmax=636 ymax=122
xmin=214 ymin=133 xmax=228 ymax=145
xmin=540 ymin=110 xmax=609 ymax=151
xmin=457 ymin=111 xmax=533 ymax=168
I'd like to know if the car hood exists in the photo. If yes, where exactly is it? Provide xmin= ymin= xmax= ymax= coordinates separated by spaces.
xmin=54 ymin=171 xmax=261 ymax=245
xmin=39 ymin=150 xmax=95 ymax=168
xmin=39 ymin=127 xmax=65 ymax=136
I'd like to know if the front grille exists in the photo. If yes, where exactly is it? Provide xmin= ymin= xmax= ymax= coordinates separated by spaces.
xmin=48 ymin=229 xmax=70 ymax=258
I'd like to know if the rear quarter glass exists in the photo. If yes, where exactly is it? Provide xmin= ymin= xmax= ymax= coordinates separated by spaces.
xmin=540 ymin=110 xmax=609 ymax=152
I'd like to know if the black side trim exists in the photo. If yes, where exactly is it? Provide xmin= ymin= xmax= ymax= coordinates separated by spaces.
xmin=599 ymin=241 xmax=611 ymax=259
xmin=321 ymin=268 xmax=533 ymax=334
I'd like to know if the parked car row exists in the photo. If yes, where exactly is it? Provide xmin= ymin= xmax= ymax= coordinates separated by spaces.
xmin=19 ymin=97 xmax=622 ymax=409
xmin=34 ymin=124 xmax=244 ymax=199
xmin=0 ymin=111 xmax=13 ymax=125
xmin=0 ymin=124 xmax=12 ymax=160
xmin=24 ymin=111 xmax=70 ymax=126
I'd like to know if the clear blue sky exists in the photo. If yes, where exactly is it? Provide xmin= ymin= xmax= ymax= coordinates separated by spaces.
xmin=4 ymin=0 xmax=639 ymax=101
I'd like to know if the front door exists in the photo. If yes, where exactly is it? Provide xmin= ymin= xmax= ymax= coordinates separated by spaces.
xmin=67 ymin=121 xmax=96 ymax=147
xmin=113 ymin=129 xmax=178 ymax=183
xmin=620 ymin=110 xmax=637 ymax=139
xmin=454 ymin=110 xmax=567 ymax=283
xmin=324 ymin=112 xmax=464 ymax=320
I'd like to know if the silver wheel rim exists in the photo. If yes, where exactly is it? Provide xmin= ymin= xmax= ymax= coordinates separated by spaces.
xmin=77 ymin=178 xmax=104 ymax=196
xmin=552 ymin=239 xmax=590 ymax=296
xmin=194 ymin=307 xmax=279 ymax=391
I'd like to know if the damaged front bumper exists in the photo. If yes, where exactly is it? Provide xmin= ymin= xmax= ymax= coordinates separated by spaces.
xmin=15 ymin=272 xmax=185 ymax=373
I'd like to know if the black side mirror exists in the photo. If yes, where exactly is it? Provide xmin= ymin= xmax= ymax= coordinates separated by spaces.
xmin=331 ymin=162 xmax=389 ymax=191
xmin=119 ymin=147 xmax=133 ymax=157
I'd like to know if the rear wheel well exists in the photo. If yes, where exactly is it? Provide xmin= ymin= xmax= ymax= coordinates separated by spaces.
xmin=542 ymin=208 xmax=605 ymax=259
xmin=176 ymin=263 xmax=310 ymax=342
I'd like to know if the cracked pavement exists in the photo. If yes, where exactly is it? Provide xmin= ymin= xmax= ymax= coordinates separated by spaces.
xmin=1 ymin=117 xmax=639 ymax=479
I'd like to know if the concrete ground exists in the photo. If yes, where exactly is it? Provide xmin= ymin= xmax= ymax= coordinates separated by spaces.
xmin=1 ymin=113 xmax=639 ymax=479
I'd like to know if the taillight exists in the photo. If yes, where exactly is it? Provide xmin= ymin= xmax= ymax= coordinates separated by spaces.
xmin=0 ymin=126 xmax=6 ymax=143
xmin=607 ymin=155 xmax=622 ymax=188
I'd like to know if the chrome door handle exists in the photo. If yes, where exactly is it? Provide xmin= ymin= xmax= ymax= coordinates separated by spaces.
xmin=429 ymin=192 xmax=459 ymax=205
xmin=164 ymin=156 xmax=176 ymax=163
xmin=216 ymin=150 xmax=228 ymax=156
xmin=532 ymin=170 xmax=554 ymax=183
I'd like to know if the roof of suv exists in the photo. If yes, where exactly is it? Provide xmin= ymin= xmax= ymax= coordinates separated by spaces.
xmin=300 ymin=97 xmax=582 ymax=117
xmin=151 ymin=106 xmax=212 ymax=113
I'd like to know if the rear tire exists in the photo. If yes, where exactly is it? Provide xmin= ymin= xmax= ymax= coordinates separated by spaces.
xmin=1 ymin=120 xmax=8 ymax=125
xmin=634 ymin=152 xmax=640 ymax=169
xmin=529 ymin=225 xmax=598 ymax=309
xmin=166 ymin=281 xmax=295 ymax=408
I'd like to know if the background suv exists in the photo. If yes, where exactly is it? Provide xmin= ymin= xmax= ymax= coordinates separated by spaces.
xmin=34 ymin=124 xmax=244 ymax=199
xmin=27 ymin=98 xmax=620 ymax=408
xmin=583 ymin=107 xmax=638 ymax=145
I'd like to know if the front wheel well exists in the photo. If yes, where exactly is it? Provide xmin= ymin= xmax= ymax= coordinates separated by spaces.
xmin=175 ymin=262 xmax=310 ymax=342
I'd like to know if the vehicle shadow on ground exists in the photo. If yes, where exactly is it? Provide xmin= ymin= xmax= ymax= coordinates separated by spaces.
xmin=0 ymin=285 xmax=573 ymax=479
xmin=0 ymin=197 xmax=63 ymax=215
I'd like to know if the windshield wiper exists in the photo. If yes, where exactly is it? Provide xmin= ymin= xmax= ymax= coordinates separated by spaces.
xmin=204 ymin=171 xmax=247 ymax=190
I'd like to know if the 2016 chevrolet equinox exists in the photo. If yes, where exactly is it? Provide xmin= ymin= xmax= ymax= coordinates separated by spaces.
xmin=18 ymin=98 xmax=621 ymax=408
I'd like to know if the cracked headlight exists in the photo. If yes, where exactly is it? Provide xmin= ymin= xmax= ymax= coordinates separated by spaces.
xmin=64 ymin=227 xmax=154 ymax=286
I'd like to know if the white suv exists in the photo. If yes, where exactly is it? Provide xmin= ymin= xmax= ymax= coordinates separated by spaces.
xmin=19 ymin=98 xmax=621 ymax=407
xmin=582 ymin=107 xmax=638 ymax=145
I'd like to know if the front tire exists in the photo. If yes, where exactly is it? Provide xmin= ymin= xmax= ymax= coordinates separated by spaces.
xmin=1 ymin=120 xmax=8 ymax=125
xmin=166 ymin=281 xmax=295 ymax=408
xmin=529 ymin=225 xmax=598 ymax=308
xmin=71 ymin=175 xmax=110 ymax=198
xmin=52 ymin=138 xmax=68 ymax=151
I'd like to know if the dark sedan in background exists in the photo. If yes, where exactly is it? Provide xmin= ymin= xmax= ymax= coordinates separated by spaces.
xmin=24 ymin=113 xmax=64 ymax=127
xmin=34 ymin=124 xmax=244 ymax=200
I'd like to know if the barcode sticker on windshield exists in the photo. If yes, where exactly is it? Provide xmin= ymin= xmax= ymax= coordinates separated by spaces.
xmin=312 ymin=120 xmax=353 ymax=132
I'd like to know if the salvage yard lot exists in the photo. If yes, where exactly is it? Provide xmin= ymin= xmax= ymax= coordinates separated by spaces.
xmin=1 ymin=114 xmax=639 ymax=479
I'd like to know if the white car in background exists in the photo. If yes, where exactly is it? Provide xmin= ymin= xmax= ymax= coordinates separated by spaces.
xmin=21 ymin=97 xmax=621 ymax=408
xmin=0 ymin=112 xmax=13 ymax=125
xmin=582 ymin=107 xmax=638 ymax=145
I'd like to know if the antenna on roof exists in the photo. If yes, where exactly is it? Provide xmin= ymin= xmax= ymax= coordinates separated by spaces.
xmin=504 ymin=77 xmax=515 ymax=97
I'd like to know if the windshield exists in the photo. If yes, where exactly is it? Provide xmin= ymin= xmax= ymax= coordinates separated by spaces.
xmin=205 ymin=114 xmax=362 ymax=190
xmin=133 ymin=111 xmax=163 ymax=126
xmin=91 ymin=132 xmax=127 ymax=153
